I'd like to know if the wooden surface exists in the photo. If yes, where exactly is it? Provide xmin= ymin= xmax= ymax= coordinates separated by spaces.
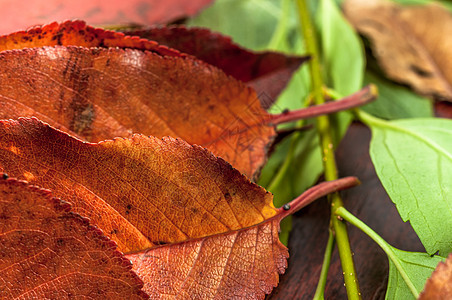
xmin=268 ymin=122 xmax=424 ymax=299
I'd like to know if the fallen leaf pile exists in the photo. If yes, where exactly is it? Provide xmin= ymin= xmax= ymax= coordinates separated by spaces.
xmin=0 ymin=18 xmax=373 ymax=298
xmin=0 ymin=118 xmax=359 ymax=298
xmin=0 ymin=20 xmax=375 ymax=179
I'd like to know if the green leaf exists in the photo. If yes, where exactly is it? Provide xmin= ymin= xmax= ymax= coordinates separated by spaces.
xmin=259 ymin=127 xmax=323 ymax=203
xmin=317 ymin=0 xmax=365 ymax=96
xmin=364 ymin=114 xmax=452 ymax=255
xmin=362 ymin=71 xmax=434 ymax=120
xmin=187 ymin=0 xmax=294 ymax=51
xmin=316 ymin=0 xmax=365 ymax=142
xmin=386 ymin=248 xmax=445 ymax=300
xmin=335 ymin=206 xmax=446 ymax=300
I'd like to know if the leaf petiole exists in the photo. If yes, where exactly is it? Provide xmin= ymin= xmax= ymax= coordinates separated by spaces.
xmin=355 ymin=108 xmax=391 ymax=128
xmin=276 ymin=176 xmax=360 ymax=220
xmin=334 ymin=206 xmax=420 ymax=298
xmin=269 ymin=85 xmax=377 ymax=125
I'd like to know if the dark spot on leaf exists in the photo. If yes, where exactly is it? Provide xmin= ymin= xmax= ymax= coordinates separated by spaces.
xmin=410 ymin=65 xmax=432 ymax=78
xmin=110 ymin=229 xmax=118 ymax=235
xmin=153 ymin=241 xmax=168 ymax=246
xmin=56 ymin=238 xmax=65 ymax=246
xmin=2 ymin=173 xmax=8 ymax=180
xmin=125 ymin=204 xmax=132 ymax=214
xmin=224 ymin=192 xmax=232 ymax=203
xmin=283 ymin=204 xmax=290 ymax=211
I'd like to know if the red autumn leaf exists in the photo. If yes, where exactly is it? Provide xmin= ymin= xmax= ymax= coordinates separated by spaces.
xmin=0 ymin=118 xmax=359 ymax=298
xmin=0 ymin=177 xmax=147 ymax=299
xmin=0 ymin=44 xmax=375 ymax=178
xmin=0 ymin=0 xmax=213 ymax=35
xmin=122 ymin=25 xmax=308 ymax=106
xmin=419 ymin=254 xmax=452 ymax=299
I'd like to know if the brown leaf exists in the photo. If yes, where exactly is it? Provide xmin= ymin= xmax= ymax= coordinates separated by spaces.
xmin=344 ymin=0 xmax=452 ymax=100
xmin=122 ymin=25 xmax=308 ymax=106
xmin=0 ymin=45 xmax=375 ymax=179
xmin=0 ymin=118 xmax=276 ymax=253
xmin=0 ymin=177 xmax=147 ymax=299
xmin=0 ymin=118 xmax=359 ymax=298
xmin=419 ymin=253 xmax=452 ymax=299
xmin=0 ymin=0 xmax=213 ymax=35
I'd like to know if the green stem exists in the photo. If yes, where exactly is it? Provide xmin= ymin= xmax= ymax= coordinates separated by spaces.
xmin=314 ymin=230 xmax=336 ymax=300
xmin=335 ymin=207 xmax=420 ymax=298
xmin=296 ymin=0 xmax=361 ymax=299
xmin=356 ymin=109 xmax=389 ymax=128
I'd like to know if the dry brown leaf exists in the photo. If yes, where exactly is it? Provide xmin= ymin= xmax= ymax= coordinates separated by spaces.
xmin=344 ymin=0 xmax=452 ymax=100
xmin=419 ymin=253 xmax=452 ymax=299
xmin=0 ymin=177 xmax=148 ymax=299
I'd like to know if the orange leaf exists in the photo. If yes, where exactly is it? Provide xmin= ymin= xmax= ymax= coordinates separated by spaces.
xmin=419 ymin=253 xmax=452 ymax=299
xmin=0 ymin=177 xmax=147 ymax=299
xmin=0 ymin=0 xmax=213 ymax=35
xmin=0 ymin=45 xmax=375 ymax=178
xmin=0 ymin=118 xmax=359 ymax=298
xmin=0 ymin=118 xmax=277 ymax=253
xmin=0 ymin=20 xmax=306 ymax=106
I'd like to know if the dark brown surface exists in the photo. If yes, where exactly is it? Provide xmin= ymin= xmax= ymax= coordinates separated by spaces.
xmin=269 ymin=122 xmax=424 ymax=299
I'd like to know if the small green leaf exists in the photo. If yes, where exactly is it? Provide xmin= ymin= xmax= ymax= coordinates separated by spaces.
xmin=316 ymin=0 xmax=365 ymax=143
xmin=362 ymin=71 xmax=434 ymax=120
xmin=188 ymin=0 xmax=293 ymax=51
xmin=386 ymin=248 xmax=445 ymax=300
xmin=317 ymin=0 xmax=365 ymax=96
xmin=259 ymin=127 xmax=323 ymax=204
xmin=364 ymin=114 xmax=452 ymax=255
